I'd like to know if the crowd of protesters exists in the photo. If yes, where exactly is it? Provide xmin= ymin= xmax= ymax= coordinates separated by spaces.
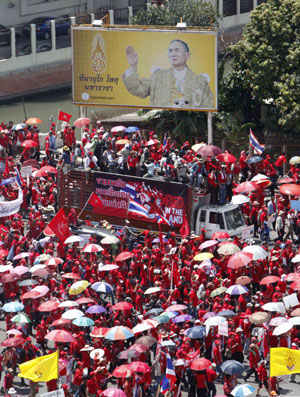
xmin=0 ymin=119 xmax=299 ymax=397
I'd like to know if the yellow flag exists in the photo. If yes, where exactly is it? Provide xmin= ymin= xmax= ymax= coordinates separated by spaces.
xmin=18 ymin=350 xmax=58 ymax=382
xmin=270 ymin=348 xmax=300 ymax=376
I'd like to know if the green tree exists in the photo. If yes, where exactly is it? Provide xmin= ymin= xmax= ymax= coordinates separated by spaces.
xmin=220 ymin=0 xmax=300 ymax=134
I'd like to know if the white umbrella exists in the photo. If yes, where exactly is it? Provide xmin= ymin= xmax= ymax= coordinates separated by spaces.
xmin=132 ymin=319 xmax=158 ymax=334
xmin=231 ymin=384 xmax=255 ymax=397
xmin=262 ymin=302 xmax=286 ymax=313
xmin=101 ymin=236 xmax=120 ymax=245
xmin=0 ymin=265 xmax=13 ymax=273
xmin=62 ymin=309 xmax=84 ymax=320
xmin=58 ymin=300 xmax=79 ymax=308
xmin=98 ymin=264 xmax=119 ymax=271
xmin=269 ymin=317 xmax=288 ymax=326
xmin=90 ymin=348 xmax=105 ymax=359
xmin=291 ymin=255 xmax=300 ymax=263
xmin=251 ymin=173 xmax=269 ymax=181
xmin=64 ymin=235 xmax=84 ymax=244
xmin=204 ymin=316 xmax=227 ymax=327
xmin=83 ymin=244 xmax=103 ymax=253
xmin=288 ymin=317 xmax=300 ymax=326
xmin=144 ymin=287 xmax=161 ymax=295
xmin=242 ymin=245 xmax=268 ymax=260
xmin=231 ymin=195 xmax=250 ymax=205
xmin=29 ymin=264 xmax=46 ymax=273
xmin=273 ymin=322 xmax=293 ymax=336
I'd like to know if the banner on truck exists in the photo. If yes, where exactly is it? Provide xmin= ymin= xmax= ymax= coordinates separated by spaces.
xmin=93 ymin=173 xmax=188 ymax=227
xmin=72 ymin=27 xmax=217 ymax=111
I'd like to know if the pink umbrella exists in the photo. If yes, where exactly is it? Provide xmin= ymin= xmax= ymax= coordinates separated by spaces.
xmin=13 ymin=252 xmax=32 ymax=260
xmin=146 ymin=139 xmax=160 ymax=147
xmin=35 ymin=166 xmax=57 ymax=178
xmin=44 ymin=258 xmax=63 ymax=266
xmin=102 ymin=389 xmax=126 ymax=397
xmin=74 ymin=117 xmax=90 ymax=128
xmin=197 ymin=144 xmax=222 ymax=157
xmin=111 ymin=126 xmax=127 ymax=132
xmin=32 ymin=285 xmax=50 ymax=297
xmin=166 ymin=304 xmax=188 ymax=312
xmin=199 ymin=240 xmax=218 ymax=250
xmin=6 ymin=329 xmax=23 ymax=336
xmin=32 ymin=268 xmax=52 ymax=277
xmin=38 ymin=301 xmax=59 ymax=312
xmin=285 ymin=273 xmax=300 ymax=282
xmin=83 ymin=244 xmax=103 ymax=253
xmin=11 ymin=266 xmax=29 ymax=276
xmin=227 ymin=252 xmax=253 ymax=270
xmin=21 ymin=140 xmax=38 ymax=148
xmin=234 ymin=181 xmax=259 ymax=193
xmin=45 ymin=330 xmax=75 ymax=343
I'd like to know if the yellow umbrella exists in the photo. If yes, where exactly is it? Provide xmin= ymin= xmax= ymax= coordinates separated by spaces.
xmin=191 ymin=143 xmax=206 ymax=152
xmin=69 ymin=280 xmax=90 ymax=296
xmin=193 ymin=252 xmax=214 ymax=261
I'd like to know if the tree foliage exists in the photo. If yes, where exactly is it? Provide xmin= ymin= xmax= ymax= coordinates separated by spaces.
xmin=220 ymin=0 xmax=300 ymax=134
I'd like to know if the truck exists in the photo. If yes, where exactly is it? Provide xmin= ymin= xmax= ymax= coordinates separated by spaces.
xmin=57 ymin=168 xmax=248 ymax=238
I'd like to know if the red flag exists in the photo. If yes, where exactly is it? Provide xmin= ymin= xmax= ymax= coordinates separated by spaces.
xmin=58 ymin=110 xmax=72 ymax=123
xmin=47 ymin=208 xmax=70 ymax=243
xmin=180 ymin=212 xmax=190 ymax=239
xmin=87 ymin=193 xmax=103 ymax=209
xmin=4 ymin=159 xmax=9 ymax=176
xmin=172 ymin=262 xmax=181 ymax=287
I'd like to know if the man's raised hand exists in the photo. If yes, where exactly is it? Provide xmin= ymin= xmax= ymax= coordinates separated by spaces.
xmin=126 ymin=45 xmax=138 ymax=67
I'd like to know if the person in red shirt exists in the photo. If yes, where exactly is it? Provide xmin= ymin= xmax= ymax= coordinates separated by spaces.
xmin=244 ymin=342 xmax=259 ymax=382
xmin=196 ymin=370 xmax=209 ymax=396
xmin=257 ymin=360 xmax=268 ymax=396
xmin=206 ymin=363 xmax=217 ymax=397
xmin=239 ymin=150 xmax=249 ymax=182
xmin=275 ymin=153 xmax=287 ymax=176
xmin=127 ymin=151 xmax=139 ymax=176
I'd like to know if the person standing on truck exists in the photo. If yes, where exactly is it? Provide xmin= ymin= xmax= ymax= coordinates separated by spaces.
xmin=239 ymin=150 xmax=249 ymax=182
xmin=208 ymin=169 xmax=218 ymax=205
xmin=218 ymin=165 xmax=227 ymax=205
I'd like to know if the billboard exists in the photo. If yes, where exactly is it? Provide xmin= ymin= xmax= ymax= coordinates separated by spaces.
xmin=93 ymin=172 xmax=188 ymax=227
xmin=72 ymin=27 xmax=217 ymax=111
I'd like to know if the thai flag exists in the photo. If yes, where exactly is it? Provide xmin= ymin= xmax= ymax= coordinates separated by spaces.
xmin=116 ymin=227 xmax=125 ymax=238
xmin=128 ymin=199 xmax=149 ymax=218
xmin=160 ymin=376 xmax=171 ymax=395
xmin=166 ymin=353 xmax=176 ymax=383
xmin=156 ymin=213 xmax=171 ymax=226
xmin=249 ymin=129 xmax=265 ymax=155
xmin=7 ymin=245 xmax=14 ymax=261
xmin=163 ymin=134 xmax=167 ymax=150
xmin=121 ymin=182 xmax=137 ymax=200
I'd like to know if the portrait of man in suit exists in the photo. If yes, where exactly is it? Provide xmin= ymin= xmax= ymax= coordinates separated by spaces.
xmin=121 ymin=39 xmax=214 ymax=109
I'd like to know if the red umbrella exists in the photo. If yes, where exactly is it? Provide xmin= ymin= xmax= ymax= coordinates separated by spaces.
xmin=21 ymin=140 xmax=38 ymax=148
xmin=260 ymin=276 xmax=281 ymax=285
xmin=35 ymin=166 xmax=57 ymax=177
xmin=44 ymin=258 xmax=63 ymax=266
xmin=146 ymin=139 xmax=160 ymax=147
xmin=74 ymin=117 xmax=90 ymax=128
xmin=279 ymin=184 xmax=300 ymax=196
xmin=212 ymin=231 xmax=230 ymax=239
xmin=128 ymin=344 xmax=148 ymax=353
xmin=135 ymin=336 xmax=156 ymax=347
xmin=112 ymin=365 xmax=132 ymax=378
xmin=197 ymin=145 xmax=222 ymax=157
xmin=38 ymin=301 xmax=59 ymax=312
xmin=1 ymin=337 xmax=25 ymax=347
xmin=227 ymin=252 xmax=253 ymax=270
xmin=116 ymin=252 xmax=134 ymax=261
xmin=90 ymin=327 xmax=109 ymax=338
xmin=128 ymin=361 xmax=151 ymax=373
xmin=0 ymin=249 xmax=9 ymax=257
xmin=216 ymin=153 xmax=237 ymax=163
xmin=290 ymin=281 xmax=300 ymax=291
xmin=190 ymin=358 xmax=212 ymax=371
xmin=32 ymin=268 xmax=52 ymax=277
xmin=234 ymin=181 xmax=259 ymax=193
xmin=285 ymin=273 xmax=300 ymax=283
xmin=51 ymin=318 xmax=72 ymax=327
xmin=76 ymin=297 xmax=96 ymax=305
xmin=113 ymin=301 xmax=134 ymax=311
xmin=61 ymin=273 xmax=81 ymax=280
xmin=291 ymin=308 xmax=300 ymax=317
xmin=21 ymin=290 xmax=41 ymax=300
xmin=277 ymin=176 xmax=294 ymax=185
xmin=45 ymin=330 xmax=75 ymax=343
xmin=236 ymin=276 xmax=252 ymax=286
xmin=2 ymin=273 xmax=20 ymax=283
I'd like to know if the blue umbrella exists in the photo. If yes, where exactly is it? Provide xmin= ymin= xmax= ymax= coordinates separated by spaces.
xmin=220 ymin=360 xmax=244 ymax=375
xmin=247 ymin=156 xmax=263 ymax=164
xmin=72 ymin=316 xmax=95 ymax=327
xmin=125 ymin=126 xmax=139 ymax=133
xmin=86 ymin=305 xmax=106 ymax=314
xmin=218 ymin=310 xmax=236 ymax=318
xmin=172 ymin=314 xmax=193 ymax=323
xmin=186 ymin=326 xmax=206 ymax=339
xmin=3 ymin=301 xmax=24 ymax=312
xmin=231 ymin=384 xmax=255 ymax=397
xmin=92 ymin=281 xmax=114 ymax=294
xmin=145 ymin=308 xmax=163 ymax=317
xmin=12 ymin=124 xmax=26 ymax=131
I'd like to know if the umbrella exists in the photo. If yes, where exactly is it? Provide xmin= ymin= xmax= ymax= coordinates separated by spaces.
xmin=204 ymin=316 xmax=227 ymax=327
xmin=216 ymin=153 xmax=236 ymax=163
xmin=32 ymin=267 xmax=52 ymax=277
xmin=104 ymin=326 xmax=134 ymax=341
xmin=58 ymin=300 xmax=79 ymax=308
xmin=277 ymin=176 xmax=294 ymax=184
xmin=125 ymin=126 xmax=139 ymax=133
xmin=286 ymin=272 xmax=300 ymax=282
xmin=260 ymin=275 xmax=281 ymax=285
xmin=288 ymin=317 xmax=300 ymax=326
xmin=90 ymin=327 xmax=109 ymax=338
xmin=190 ymin=358 xmax=212 ymax=371
xmin=236 ymin=276 xmax=252 ymax=285
xmin=192 ymin=143 xmax=206 ymax=152
xmin=132 ymin=319 xmax=158 ymax=334
xmin=247 ymin=156 xmax=262 ymax=164
xmin=89 ymin=348 xmax=105 ymax=360
xmin=102 ymin=389 xmax=126 ymax=397
xmin=13 ymin=252 xmax=32 ymax=260
xmin=212 ymin=231 xmax=230 ymax=239
xmin=262 ymin=302 xmax=286 ymax=313
xmin=98 ymin=264 xmax=119 ymax=272
xmin=51 ymin=318 xmax=72 ymax=327
xmin=166 ymin=304 xmax=187 ymax=312
xmin=197 ymin=144 xmax=222 ymax=157
xmin=128 ymin=361 xmax=151 ymax=373
xmin=21 ymin=140 xmax=38 ymax=148
xmin=112 ymin=365 xmax=133 ymax=378
xmin=69 ymin=280 xmax=90 ymax=295
xmin=146 ymin=139 xmax=160 ymax=146
xmin=0 ymin=264 xmax=13 ymax=273
xmin=128 ymin=344 xmax=149 ymax=353
xmin=18 ymin=279 xmax=38 ymax=287
xmin=220 ymin=360 xmax=244 ymax=375
xmin=135 ymin=335 xmax=156 ymax=347
xmin=291 ymin=308 xmax=300 ymax=317
xmin=242 ymin=245 xmax=268 ymax=260
xmin=2 ymin=273 xmax=20 ymax=283
xmin=12 ymin=123 xmax=27 ymax=131
xmin=218 ymin=310 xmax=236 ymax=318
xmin=226 ymin=285 xmax=249 ymax=295
xmin=29 ymin=264 xmax=46 ymax=273
xmin=11 ymin=266 xmax=29 ymax=276
xmin=11 ymin=313 xmax=31 ymax=323
xmin=289 ymin=156 xmax=300 ymax=165
xmin=21 ymin=291 xmax=41 ymax=300
xmin=74 ymin=117 xmax=90 ymax=127
xmin=61 ymin=273 xmax=81 ymax=280
xmin=144 ymin=287 xmax=161 ymax=295
xmin=290 ymin=281 xmax=300 ymax=291
xmin=186 ymin=326 xmax=206 ymax=339
xmin=62 ymin=309 xmax=84 ymax=320
xmin=116 ymin=252 xmax=134 ymax=261
xmin=279 ymin=184 xmax=300 ymax=196
xmin=6 ymin=329 xmax=23 ymax=336
xmin=25 ymin=117 xmax=42 ymax=124
xmin=1 ymin=337 xmax=25 ymax=347
xmin=291 ymin=255 xmax=300 ymax=264
xmin=76 ymin=297 xmax=96 ymax=305
xmin=35 ymin=166 xmax=57 ymax=177
xmin=92 ymin=281 xmax=114 ymax=293
xmin=144 ymin=308 xmax=163 ymax=317
xmin=193 ymin=252 xmax=214 ymax=261
xmin=231 ymin=384 xmax=255 ymax=397
xmin=234 ymin=181 xmax=258 ymax=193
xmin=199 ymin=240 xmax=218 ymax=250
xmin=73 ymin=316 xmax=95 ymax=327
xmin=161 ymin=340 xmax=176 ymax=347
xmin=210 ymin=287 xmax=227 ymax=297
xmin=86 ymin=305 xmax=106 ymax=314
xmin=3 ymin=301 xmax=24 ymax=312
xmin=273 ymin=322 xmax=293 ymax=336
xmin=249 ymin=311 xmax=271 ymax=325
xmin=113 ymin=301 xmax=133 ymax=311
xmin=101 ymin=236 xmax=120 ymax=245
xmin=111 ymin=125 xmax=127 ymax=132
xmin=31 ymin=285 xmax=50 ymax=297
xmin=45 ymin=329 xmax=75 ymax=343
xmin=231 ymin=195 xmax=250 ymax=205
xmin=152 ymin=314 xmax=170 ymax=324
xmin=116 ymin=139 xmax=131 ymax=145
xmin=64 ymin=235 xmax=84 ymax=244
xmin=227 ymin=252 xmax=253 ymax=270
xmin=217 ymin=243 xmax=240 ymax=256
xmin=173 ymin=314 xmax=193 ymax=323
xmin=203 ymin=312 xmax=217 ymax=319
xmin=251 ymin=173 xmax=269 ymax=182
xmin=270 ymin=317 xmax=288 ymax=326
xmin=44 ymin=258 xmax=63 ymax=266
xmin=83 ymin=243 xmax=103 ymax=253
xmin=38 ymin=301 xmax=59 ymax=312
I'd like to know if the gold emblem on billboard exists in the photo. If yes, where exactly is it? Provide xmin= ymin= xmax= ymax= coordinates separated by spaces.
xmin=91 ymin=33 xmax=106 ymax=74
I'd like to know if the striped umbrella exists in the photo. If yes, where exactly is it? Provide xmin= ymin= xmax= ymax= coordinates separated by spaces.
xmin=69 ymin=280 xmax=90 ymax=295
xmin=92 ymin=281 xmax=114 ymax=293
xmin=90 ymin=327 xmax=109 ymax=338
xmin=226 ymin=285 xmax=249 ymax=295
xmin=83 ymin=244 xmax=103 ymax=253
xmin=11 ymin=313 xmax=31 ymax=323
xmin=104 ymin=326 xmax=134 ymax=341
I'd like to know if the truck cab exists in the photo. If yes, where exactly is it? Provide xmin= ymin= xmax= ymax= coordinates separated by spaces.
xmin=194 ymin=203 xmax=246 ymax=239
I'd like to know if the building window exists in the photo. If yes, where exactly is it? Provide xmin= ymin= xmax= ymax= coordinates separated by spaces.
xmin=257 ymin=0 xmax=267 ymax=4
xmin=240 ymin=0 xmax=253 ymax=13
xmin=223 ymin=0 xmax=237 ymax=17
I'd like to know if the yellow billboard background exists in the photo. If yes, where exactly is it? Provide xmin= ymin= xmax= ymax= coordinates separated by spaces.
xmin=72 ymin=27 xmax=217 ymax=111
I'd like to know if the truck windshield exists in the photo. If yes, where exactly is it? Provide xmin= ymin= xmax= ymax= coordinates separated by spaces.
xmin=225 ymin=208 xmax=244 ymax=230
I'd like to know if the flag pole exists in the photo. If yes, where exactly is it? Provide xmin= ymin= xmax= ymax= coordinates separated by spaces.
xmin=77 ymin=192 xmax=94 ymax=221
xmin=56 ymin=109 xmax=60 ymax=135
